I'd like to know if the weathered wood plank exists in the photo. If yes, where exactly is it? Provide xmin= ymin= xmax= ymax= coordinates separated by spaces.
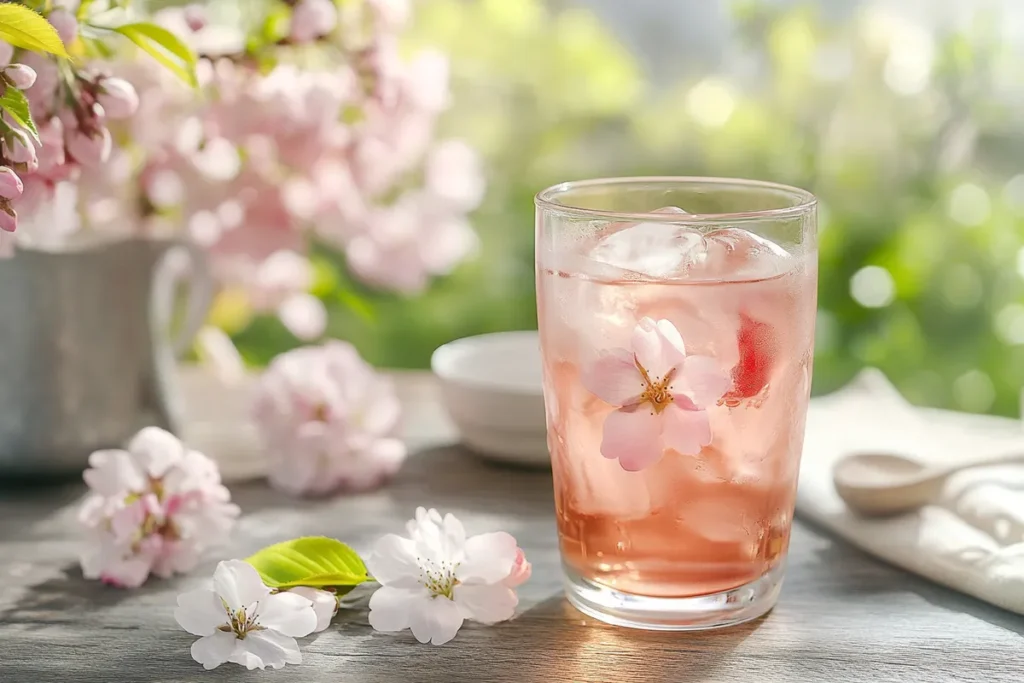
xmin=0 ymin=373 xmax=1021 ymax=682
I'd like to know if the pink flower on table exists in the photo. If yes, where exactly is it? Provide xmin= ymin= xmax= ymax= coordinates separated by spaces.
xmin=252 ymin=341 xmax=407 ymax=497
xmin=582 ymin=317 xmax=730 ymax=472
xmin=78 ymin=427 xmax=240 ymax=588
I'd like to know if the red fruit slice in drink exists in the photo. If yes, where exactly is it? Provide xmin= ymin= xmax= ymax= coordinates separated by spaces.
xmin=720 ymin=313 xmax=776 ymax=406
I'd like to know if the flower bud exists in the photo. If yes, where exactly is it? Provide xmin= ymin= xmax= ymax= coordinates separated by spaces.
xmin=95 ymin=77 xmax=138 ymax=119
xmin=4 ymin=129 xmax=37 ymax=167
xmin=5 ymin=64 xmax=37 ymax=90
xmin=184 ymin=4 xmax=207 ymax=32
xmin=65 ymin=124 xmax=111 ymax=167
xmin=48 ymin=9 xmax=78 ymax=46
xmin=0 ymin=41 xmax=13 ymax=68
xmin=289 ymin=0 xmax=337 ymax=43
xmin=0 ymin=201 xmax=17 ymax=233
xmin=0 ymin=166 xmax=23 ymax=201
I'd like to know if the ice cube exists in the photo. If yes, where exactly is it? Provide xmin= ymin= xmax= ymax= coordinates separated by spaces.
xmin=588 ymin=222 xmax=707 ymax=279
xmin=586 ymin=214 xmax=792 ymax=282
xmin=692 ymin=228 xmax=792 ymax=281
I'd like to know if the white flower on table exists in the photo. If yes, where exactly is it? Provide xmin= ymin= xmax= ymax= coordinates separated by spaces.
xmin=175 ymin=560 xmax=318 ymax=670
xmin=367 ymin=508 xmax=529 ymax=645
xmin=288 ymin=586 xmax=339 ymax=633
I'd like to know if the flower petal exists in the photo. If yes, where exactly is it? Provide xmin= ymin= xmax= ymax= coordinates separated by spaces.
xmin=175 ymin=589 xmax=227 ymax=636
xmin=256 ymin=591 xmax=318 ymax=638
xmin=233 ymin=630 xmax=302 ymax=670
xmin=458 ymin=532 xmax=517 ymax=584
xmin=414 ymin=512 xmax=466 ymax=566
xmin=213 ymin=560 xmax=271 ymax=612
xmin=632 ymin=317 xmax=686 ymax=379
xmin=83 ymin=449 xmax=144 ymax=496
xmin=600 ymin=407 xmax=664 ymax=471
xmin=503 ymin=548 xmax=532 ymax=588
xmin=679 ymin=355 xmax=730 ymax=406
xmin=289 ymin=586 xmax=338 ymax=633
xmin=581 ymin=348 xmax=643 ymax=406
xmin=190 ymin=631 xmax=237 ymax=671
xmin=128 ymin=426 xmax=185 ymax=478
xmin=368 ymin=585 xmax=420 ymax=633
xmin=366 ymin=534 xmax=421 ymax=588
xmin=453 ymin=583 xmax=518 ymax=624
xmin=662 ymin=403 xmax=712 ymax=456
xmin=408 ymin=594 xmax=464 ymax=645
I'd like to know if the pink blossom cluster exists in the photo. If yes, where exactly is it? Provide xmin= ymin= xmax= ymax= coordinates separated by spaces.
xmin=78 ymin=427 xmax=240 ymax=588
xmin=251 ymin=340 xmax=407 ymax=496
xmin=0 ymin=3 xmax=140 ymax=255
xmin=76 ymin=0 xmax=483 ymax=341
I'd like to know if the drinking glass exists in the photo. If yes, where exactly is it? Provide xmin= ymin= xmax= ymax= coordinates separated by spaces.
xmin=535 ymin=177 xmax=817 ymax=630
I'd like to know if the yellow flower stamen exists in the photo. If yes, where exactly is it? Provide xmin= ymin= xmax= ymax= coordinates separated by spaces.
xmin=635 ymin=358 xmax=676 ymax=414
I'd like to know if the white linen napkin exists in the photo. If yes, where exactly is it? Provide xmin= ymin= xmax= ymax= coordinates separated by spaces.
xmin=798 ymin=368 xmax=1024 ymax=614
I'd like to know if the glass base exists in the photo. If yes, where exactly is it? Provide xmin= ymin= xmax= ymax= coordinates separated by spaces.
xmin=562 ymin=564 xmax=785 ymax=631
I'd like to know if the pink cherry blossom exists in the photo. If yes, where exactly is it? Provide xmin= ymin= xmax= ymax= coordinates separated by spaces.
xmin=289 ymin=0 xmax=338 ymax=44
xmin=4 ymin=129 xmax=37 ymax=167
xmin=5 ymin=64 xmax=37 ymax=90
xmin=48 ymin=9 xmax=79 ymax=45
xmin=19 ymin=52 xmax=59 ymax=118
xmin=0 ymin=202 xmax=16 ymax=233
xmin=252 ymin=341 xmax=406 ymax=497
xmin=0 ymin=41 xmax=12 ymax=68
xmin=581 ymin=317 xmax=731 ymax=472
xmin=66 ymin=124 xmax=112 ymax=166
xmin=184 ymin=4 xmax=208 ymax=32
xmin=34 ymin=117 xmax=66 ymax=176
xmin=96 ymin=77 xmax=140 ymax=119
xmin=0 ymin=167 xmax=23 ymax=200
xmin=78 ymin=427 xmax=240 ymax=587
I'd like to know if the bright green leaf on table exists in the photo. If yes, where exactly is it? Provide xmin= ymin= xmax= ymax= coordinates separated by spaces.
xmin=0 ymin=87 xmax=38 ymax=143
xmin=0 ymin=4 xmax=70 ymax=58
xmin=245 ymin=537 xmax=371 ymax=590
xmin=113 ymin=22 xmax=197 ymax=87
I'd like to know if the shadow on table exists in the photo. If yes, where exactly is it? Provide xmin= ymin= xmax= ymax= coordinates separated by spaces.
xmin=799 ymin=516 xmax=1024 ymax=636
xmin=0 ymin=564 xmax=139 ymax=627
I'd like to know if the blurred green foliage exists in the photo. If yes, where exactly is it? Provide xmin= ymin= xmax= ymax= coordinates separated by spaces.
xmin=235 ymin=0 xmax=1024 ymax=417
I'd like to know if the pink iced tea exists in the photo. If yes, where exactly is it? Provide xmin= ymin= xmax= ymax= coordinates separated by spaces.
xmin=538 ymin=221 xmax=817 ymax=599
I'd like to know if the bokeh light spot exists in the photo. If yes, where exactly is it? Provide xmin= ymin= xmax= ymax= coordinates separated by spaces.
xmin=850 ymin=266 xmax=896 ymax=308
xmin=953 ymin=370 xmax=995 ymax=413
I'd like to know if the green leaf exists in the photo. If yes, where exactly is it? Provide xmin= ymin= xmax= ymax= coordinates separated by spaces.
xmin=245 ymin=537 xmax=371 ymax=589
xmin=0 ymin=86 xmax=38 ymax=143
xmin=113 ymin=22 xmax=197 ymax=87
xmin=0 ymin=4 xmax=69 ymax=58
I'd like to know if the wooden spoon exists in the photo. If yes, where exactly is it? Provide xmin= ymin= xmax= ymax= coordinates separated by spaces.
xmin=832 ymin=450 xmax=1024 ymax=517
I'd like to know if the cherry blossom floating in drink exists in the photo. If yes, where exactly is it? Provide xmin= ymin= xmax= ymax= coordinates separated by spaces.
xmin=535 ymin=177 xmax=817 ymax=630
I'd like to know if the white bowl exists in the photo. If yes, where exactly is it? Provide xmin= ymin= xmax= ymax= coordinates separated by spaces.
xmin=430 ymin=331 xmax=550 ymax=467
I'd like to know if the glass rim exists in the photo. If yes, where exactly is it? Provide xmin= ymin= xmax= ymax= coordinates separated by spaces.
xmin=534 ymin=176 xmax=817 ymax=223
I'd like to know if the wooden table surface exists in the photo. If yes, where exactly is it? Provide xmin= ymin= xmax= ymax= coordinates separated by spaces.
xmin=1 ymin=373 xmax=1021 ymax=682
